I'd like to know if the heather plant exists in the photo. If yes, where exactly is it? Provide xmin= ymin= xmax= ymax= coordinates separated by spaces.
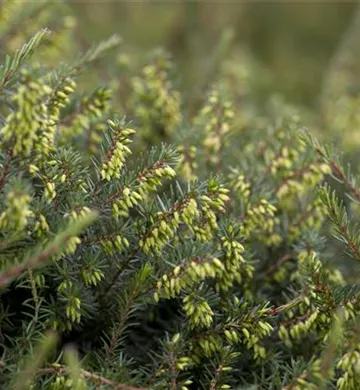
xmin=2 ymin=2 xmax=360 ymax=390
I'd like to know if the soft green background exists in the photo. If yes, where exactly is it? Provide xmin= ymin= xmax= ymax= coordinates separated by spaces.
xmin=70 ymin=1 xmax=358 ymax=107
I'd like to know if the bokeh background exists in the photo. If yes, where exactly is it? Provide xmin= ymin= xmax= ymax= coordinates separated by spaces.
xmin=70 ymin=1 xmax=358 ymax=109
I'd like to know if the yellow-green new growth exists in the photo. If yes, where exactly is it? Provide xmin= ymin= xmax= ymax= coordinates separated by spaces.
xmin=183 ymin=294 xmax=214 ymax=329
xmin=101 ymin=120 xmax=136 ymax=181
xmin=194 ymin=85 xmax=234 ymax=165
xmin=60 ymin=87 xmax=112 ymax=143
xmin=131 ymin=50 xmax=182 ymax=140
xmin=1 ymin=76 xmax=52 ymax=157
xmin=0 ymin=189 xmax=32 ymax=231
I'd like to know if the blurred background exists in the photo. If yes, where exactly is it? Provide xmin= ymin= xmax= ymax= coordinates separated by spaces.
xmin=70 ymin=1 xmax=358 ymax=108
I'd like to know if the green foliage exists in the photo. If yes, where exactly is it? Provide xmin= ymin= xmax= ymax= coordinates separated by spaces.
xmin=3 ymin=2 xmax=360 ymax=390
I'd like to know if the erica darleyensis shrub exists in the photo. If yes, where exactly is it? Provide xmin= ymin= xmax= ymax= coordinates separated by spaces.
xmin=2 ymin=2 xmax=360 ymax=390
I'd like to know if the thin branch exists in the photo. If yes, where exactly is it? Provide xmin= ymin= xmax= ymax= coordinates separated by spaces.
xmin=268 ymin=292 xmax=306 ymax=316
xmin=209 ymin=364 xmax=223 ymax=390
xmin=106 ymin=269 xmax=142 ymax=361
xmin=100 ymin=249 xmax=138 ymax=299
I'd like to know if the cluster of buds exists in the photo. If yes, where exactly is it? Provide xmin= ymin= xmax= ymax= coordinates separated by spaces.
xmin=191 ymin=334 xmax=223 ymax=359
xmin=253 ymin=344 xmax=267 ymax=360
xmin=81 ymin=266 xmax=104 ymax=287
xmin=223 ymin=320 xmax=272 ymax=350
xmin=33 ymin=213 xmax=50 ymax=237
xmin=48 ymin=77 xmax=76 ymax=111
xmin=154 ymin=256 xmax=224 ymax=302
xmin=216 ymin=230 xmax=253 ymax=292
xmin=101 ymin=120 xmax=136 ymax=180
xmin=139 ymin=196 xmax=197 ymax=255
xmin=111 ymin=187 xmax=142 ymax=218
xmin=183 ymin=294 xmax=214 ymax=329
xmin=39 ymin=156 xmax=89 ymax=203
xmin=99 ymin=234 xmax=129 ymax=254
xmin=111 ymin=161 xmax=176 ymax=219
xmin=65 ymin=295 xmax=81 ymax=324
xmin=44 ymin=181 xmax=56 ymax=203
xmin=136 ymin=161 xmax=177 ymax=193
xmin=278 ymin=310 xmax=319 ymax=346
xmin=53 ymin=236 xmax=82 ymax=260
xmin=54 ymin=279 xmax=82 ymax=330
xmin=241 ymin=199 xmax=280 ymax=245
xmin=221 ymin=228 xmax=245 ymax=259
xmin=140 ymin=182 xmax=229 ymax=255
xmin=56 ymin=281 xmax=82 ymax=329
xmin=223 ymin=298 xmax=273 ymax=360
xmin=64 ymin=236 xmax=82 ymax=256
xmin=131 ymin=51 xmax=182 ymax=139
xmin=188 ymin=183 xmax=230 ymax=242
xmin=60 ymin=87 xmax=112 ymax=142
xmin=43 ymin=77 xmax=77 ymax=153
xmin=278 ymin=251 xmax=346 ymax=349
xmin=63 ymin=206 xmax=92 ymax=222
xmin=228 ymin=170 xmax=251 ymax=201
xmin=276 ymin=163 xmax=331 ymax=201
xmin=267 ymin=146 xmax=299 ymax=176
xmin=177 ymin=145 xmax=198 ymax=181
xmin=174 ymin=357 xmax=193 ymax=372
xmin=140 ymin=215 xmax=178 ymax=255
xmin=301 ymin=249 xmax=346 ymax=290
xmin=337 ymin=348 xmax=360 ymax=390
xmin=185 ymin=195 xmax=216 ymax=240
xmin=0 ymin=189 xmax=32 ymax=231
xmin=49 ymin=375 xmax=81 ymax=390
xmin=1 ymin=76 xmax=52 ymax=157
xmin=202 ymin=183 xmax=229 ymax=212
xmin=194 ymin=86 xmax=234 ymax=165
xmin=82 ymin=87 xmax=112 ymax=118
xmin=302 ymin=163 xmax=331 ymax=186
xmin=57 ymin=279 xmax=73 ymax=294
xmin=288 ymin=198 xmax=327 ymax=241
xmin=191 ymin=223 xmax=214 ymax=242
xmin=34 ymin=273 xmax=46 ymax=288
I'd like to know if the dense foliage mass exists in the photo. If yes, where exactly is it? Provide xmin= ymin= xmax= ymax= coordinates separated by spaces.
xmin=2 ymin=2 xmax=360 ymax=390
